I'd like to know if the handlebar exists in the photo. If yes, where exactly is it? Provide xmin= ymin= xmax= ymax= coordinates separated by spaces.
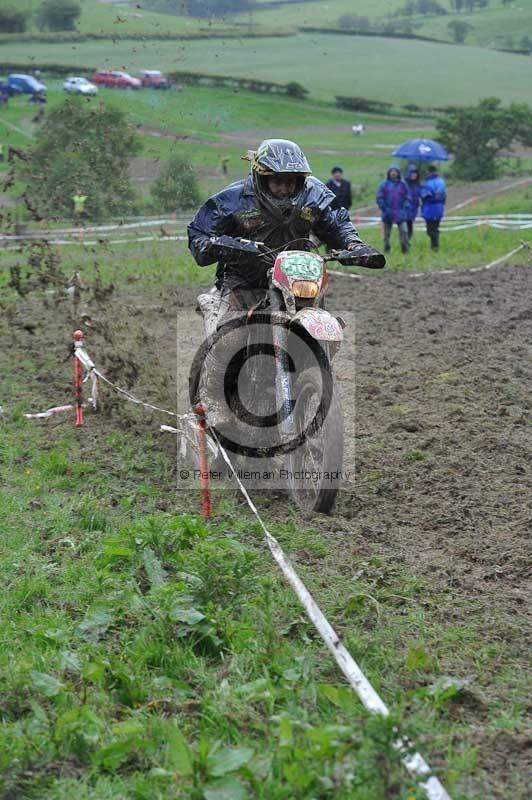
xmin=209 ymin=236 xmax=386 ymax=269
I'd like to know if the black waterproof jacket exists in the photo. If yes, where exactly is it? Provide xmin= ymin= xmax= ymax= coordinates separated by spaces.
xmin=326 ymin=177 xmax=352 ymax=210
xmin=188 ymin=174 xmax=362 ymax=289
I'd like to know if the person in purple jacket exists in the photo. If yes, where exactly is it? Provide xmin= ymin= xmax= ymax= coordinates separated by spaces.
xmin=404 ymin=163 xmax=421 ymax=241
xmin=376 ymin=164 xmax=410 ymax=254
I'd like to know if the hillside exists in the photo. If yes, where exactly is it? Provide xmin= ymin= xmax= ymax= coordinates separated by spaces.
xmin=3 ymin=0 xmax=532 ymax=50
xmin=0 ymin=32 xmax=531 ymax=106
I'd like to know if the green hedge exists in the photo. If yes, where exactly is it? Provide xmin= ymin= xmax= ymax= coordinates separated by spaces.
xmin=336 ymin=95 xmax=462 ymax=117
xmin=301 ymin=26 xmax=450 ymax=45
xmin=167 ymin=70 xmax=308 ymax=96
xmin=335 ymin=96 xmax=393 ymax=114
xmin=0 ymin=62 xmax=94 ymax=76
xmin=0 ymin=28 xmax=293 ymax=45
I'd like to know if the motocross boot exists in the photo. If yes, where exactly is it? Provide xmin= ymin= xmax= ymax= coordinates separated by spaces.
xmin=199 ymin=325 xmax=248 ymax=431
xmin=199 ymin=345 xmax=232 ymax=430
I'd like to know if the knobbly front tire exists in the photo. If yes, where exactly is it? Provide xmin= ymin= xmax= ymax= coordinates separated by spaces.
xmin=286 ymin=365 xmax=344 ymax=514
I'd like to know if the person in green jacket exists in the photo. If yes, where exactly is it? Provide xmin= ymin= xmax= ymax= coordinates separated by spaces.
xmin=73 ymin=189 xmax=87 ymax=217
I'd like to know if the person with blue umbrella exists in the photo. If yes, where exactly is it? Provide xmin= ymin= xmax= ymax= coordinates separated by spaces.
xmin=419 ymin=165 xmax=447 ymax=251
xmin=392 ymin=138 xmax=448 ymax=250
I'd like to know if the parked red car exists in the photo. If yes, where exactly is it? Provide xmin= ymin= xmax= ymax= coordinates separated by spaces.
xmin=138 ymin=70 xmax=170 ymax=89
xmin=92 ymin=70 xmax=141 ymax=89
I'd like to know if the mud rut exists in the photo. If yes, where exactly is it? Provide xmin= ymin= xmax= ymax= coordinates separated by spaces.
xmin=8 ymin=262 xmax=531 ymax=794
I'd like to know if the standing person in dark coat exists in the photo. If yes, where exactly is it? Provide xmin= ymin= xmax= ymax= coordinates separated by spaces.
xmin=404 ymin=164 xmax=421 ymax=241
xmin=376 ymin=164 xmax=410 ymax=253
xmin=420 ymin=165 xmax=447 ymax=251
xmin=326 ymin=166 xmax=352 ymax=211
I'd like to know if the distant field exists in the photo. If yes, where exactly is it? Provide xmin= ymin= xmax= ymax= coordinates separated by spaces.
xmin=0 ymin=0 xmax=222 ymax=35
xmin=3 ymin=0 xmax=532 ymax=52
xmin=238 ymin=0 xmax=532 ymax=46
xmin=412 ymin=2 xmax=532 ymax=47
xmin=0 ymin=33 xmax=531 ymax=105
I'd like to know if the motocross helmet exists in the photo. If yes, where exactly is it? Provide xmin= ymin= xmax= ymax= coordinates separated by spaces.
xmin=249 ymin=139 xmax=312 ymax=216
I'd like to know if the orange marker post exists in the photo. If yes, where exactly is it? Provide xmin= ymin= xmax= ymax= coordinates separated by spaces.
xmin=74 ymin=329 xmax=85 ymax=427
xmin=194 ymin=403 xmax=211 ymax=518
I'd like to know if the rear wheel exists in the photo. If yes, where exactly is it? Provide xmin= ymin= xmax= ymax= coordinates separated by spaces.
xmin=286 ymin=366 xmax=343 ymax=514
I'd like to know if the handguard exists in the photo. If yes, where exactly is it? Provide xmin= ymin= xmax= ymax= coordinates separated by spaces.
xmin=209 ymin=235 xmax=262 ymax=263
xmin=336 ymin=245 xmax=386 ymax=269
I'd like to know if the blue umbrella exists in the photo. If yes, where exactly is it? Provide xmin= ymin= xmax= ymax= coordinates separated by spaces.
xmin=392 ymin=138 xmax=449 ymax=161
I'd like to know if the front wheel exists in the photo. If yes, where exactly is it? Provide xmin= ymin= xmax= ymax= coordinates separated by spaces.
xmin=286 ymin=366 xmax=344 ymax=514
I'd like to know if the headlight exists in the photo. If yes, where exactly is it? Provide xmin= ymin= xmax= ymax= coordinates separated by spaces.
xmin=292 ymin=280 xmax=319 ymax=298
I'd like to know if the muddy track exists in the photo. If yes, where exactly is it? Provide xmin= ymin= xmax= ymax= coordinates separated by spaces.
xmin=9 ymin=262 xmax=531 ymax=797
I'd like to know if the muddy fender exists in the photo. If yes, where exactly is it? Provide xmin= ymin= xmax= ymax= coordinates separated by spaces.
xmin=290 ymin=307 xmax=344 ymax=342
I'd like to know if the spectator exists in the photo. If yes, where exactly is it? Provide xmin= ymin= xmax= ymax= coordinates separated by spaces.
xmin=326 ymin=166 xmax=352 ymax=211
xmin=420 ymin=165 xmax=447 ymax=251
xmin=404 ymin=163 xmax=421 ymax=241
xmin=73 ymin=188 xmax=87 ymax=217
xmin=376 ymin=164 xmax=410 ymax=254
xmin=31 ymin=91 xmax=46 ymax=123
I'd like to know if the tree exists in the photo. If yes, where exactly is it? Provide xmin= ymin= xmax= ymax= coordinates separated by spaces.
xmin=396 ymin=0 xmax=447 ymax=14
xmin=436 ymin=97 xmax=532 ymax=180
xmin=36 ymin=0 xmax=81 ymax=31
xmin=447 ymin=19 xmax=473 ymax=42
xmin=451 ymin=0 xmax=488 ymax=8
xmin=0 ymin=6 xmax=28 ymax=32
xmin=21 ymin=99 xmax=142 ymax=219
xmin=337 ymin=15 xmax=371 ymax=30
xmin=150 ymin=154 xmax=200 ymax=212
xmin=285 ymin=81 xmax=308 ymax=99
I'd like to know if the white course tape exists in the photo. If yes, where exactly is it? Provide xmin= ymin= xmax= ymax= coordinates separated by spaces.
xmin=329 ymin=242 xmax=529 ymax=282
xmin=2 ymin=213 xmax=532 ymax=251
xmin=209 ymin=429 xmax=451 ymax=800
xmin=0 ymin=218 xmax=184 ymax=242
xmin=482 ymin=242 xmax=527 ymax=270
xmin=24 ymin=403 xmax=75 ymax=420
xmin=93 ymin=369 xmax=181 ymax=419
xmin=0 ymin=235 xmax=188 ymax=251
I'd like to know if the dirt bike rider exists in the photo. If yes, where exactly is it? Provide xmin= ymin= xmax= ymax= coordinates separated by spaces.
xmin=187 ymin=138 xmax=384 ymax=428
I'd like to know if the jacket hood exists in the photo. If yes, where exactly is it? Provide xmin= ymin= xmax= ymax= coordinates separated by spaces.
xmin=405 ymin=163 xmax=420 ymax=181
xmin=387 ymin=163 xmax=401 ymax=179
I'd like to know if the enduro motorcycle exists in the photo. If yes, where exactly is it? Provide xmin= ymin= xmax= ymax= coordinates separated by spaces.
xmin=189 ymin=237 xmax=384 ymax=514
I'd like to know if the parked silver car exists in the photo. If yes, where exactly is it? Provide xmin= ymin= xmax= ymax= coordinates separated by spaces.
xmin=63 ymin=76 xmax=98 ymax=96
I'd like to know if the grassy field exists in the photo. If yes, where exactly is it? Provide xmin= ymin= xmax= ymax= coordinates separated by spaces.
xmin=2 ymin=82 xmax=531 ymax=220
xmin=407 ymin=1 xmax=532 ymax=47
xmin=0 ymin=84 xmax=439 ymax=206
xmin=0 ymin=0 xmax=232 ymax=36
xmin=1 ymin=32 xmax=531 ymax=105
xmin=238 ymin=0 xmax=532 ymax=48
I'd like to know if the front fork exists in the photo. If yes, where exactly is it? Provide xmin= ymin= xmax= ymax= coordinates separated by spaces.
xmin=269 ymin=285 xmax=296 ymax=437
